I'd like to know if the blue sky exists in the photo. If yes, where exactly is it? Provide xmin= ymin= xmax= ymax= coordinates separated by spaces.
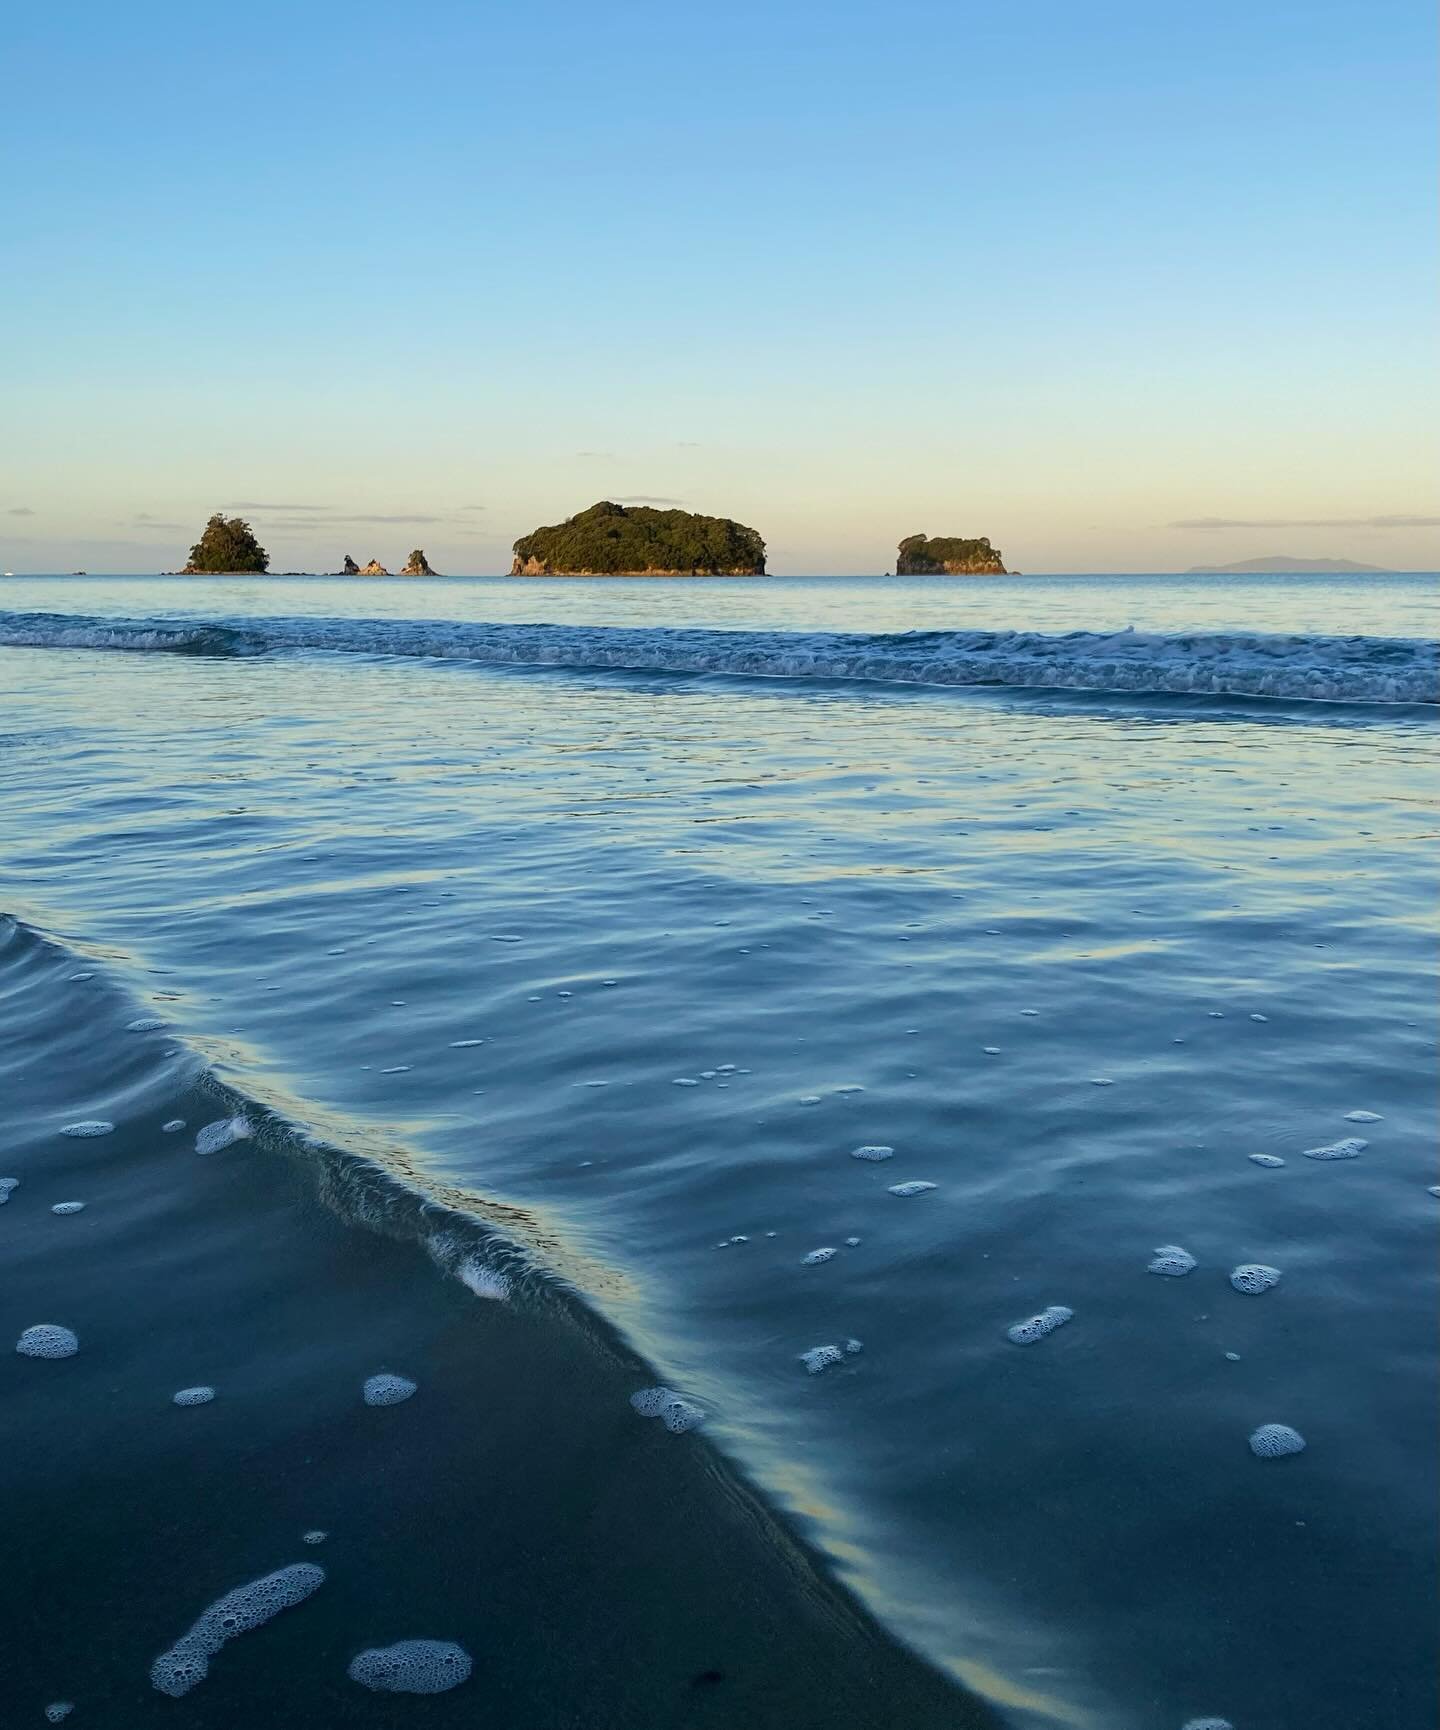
xmin=2 ymin=0 xmax=1435 ymax=573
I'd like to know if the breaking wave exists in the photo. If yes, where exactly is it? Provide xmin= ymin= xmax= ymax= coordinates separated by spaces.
xmin=1 ymin=608 xmax=1435 ymax=705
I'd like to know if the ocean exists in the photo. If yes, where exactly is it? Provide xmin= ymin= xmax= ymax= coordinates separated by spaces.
xmin=1 ymin=571 xmax=1436 ymax=1729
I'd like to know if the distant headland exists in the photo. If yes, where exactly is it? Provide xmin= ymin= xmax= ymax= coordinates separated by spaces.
xmin=895 ymin=534 xmax=1007 ymax=575
xmin=1184 ymin=556 xmax=1392 ymax=574
xmin=511 ymin=501 xmax=766 ymax=575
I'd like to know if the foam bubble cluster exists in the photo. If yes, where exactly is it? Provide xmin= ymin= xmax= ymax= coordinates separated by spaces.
xmin=1302 ymin=1136 xmax=1367 ymax=1161
xmin=802 ymin=1246 xmax=837 ymax=1264
xmin=363 ymin=1373 xmax=417 ymax=1407
xmin=17 ymin=1324 xmax=79 ymax=1359
xmin=347 ymin=1639 xmax=473 ymax=1694
xmin=628 ymin=1386 xmax=704 ymax=1432
xmin=1007 ymin=1305 xmax=1073 ymax=1345
xmin=1343 ymin=1110 xmax=1383 ymax=1123
xmin=1230 ymin=1263 xmax=1281 ymax=1295
xmin=173 ymin=1386 xmax=216 ymax=1406
xmin=1181 ymin=1719 xmax=1234 ymax=1729
xmin=44 ymin=1705 xmax=74 ymax=1723
xmin=851 ymin=1144 xmax=895 ymax=1161
xmin=149 ymin=1562 xmax=326 ymax=1696
xmin=1148 ymin=1245 xmax=1197 ymax=1277
xmin=801 ymin=1345 xmax=844 ymax=1374
xmin=162 ymin=1118 xmax=186 ymax=1132
xmin=887 ymin=1180 xmax=937 ymax=1197
xmin=459 ymin=1260 xmax=510 ymax=1301
xmin=303 ymin=1530 xmax=327 ymax=1544
xmin=1249 ymin=1423 xmax=1306 ymax=1459
xmin=51 ymin=1201 xmax=86 ymax=1215
xmin=195 ymin=1116 xmax=252 ymax=1156
xmin=0 ymin=1177 xmax=17 ymax=1204
xmin=61 ymin=1120 xmax=114 ymax=1138
xmin=127 ymin=1016 xmax=169 ymax=1032
xmin=1248 ymin=1153 xmax=1285 ymax=1168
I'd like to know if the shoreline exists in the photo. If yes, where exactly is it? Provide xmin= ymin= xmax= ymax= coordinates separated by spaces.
xmin=1 ymin=914 xmax=999 ymax=1728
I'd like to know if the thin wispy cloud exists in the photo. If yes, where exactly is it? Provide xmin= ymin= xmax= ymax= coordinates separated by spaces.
xmin=7 ymin=506 xmax=36 ymax=517
xmin=335 ymin=513 xmax=452 ymax=525
xmin=613 ymin=495 xmax=684 ymax=507
xmin=1171 ymin=514 xmax=1440 ymax=531
xmin=226 ymin=504 xmax=480 ymax=529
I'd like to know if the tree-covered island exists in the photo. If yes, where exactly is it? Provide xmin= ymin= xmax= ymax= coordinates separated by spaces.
xmin=895 ymin=533 xmax=1006 ymax=575
xmin=182 ymin=513 xmax=269 ymax=573
xmin=512 ymin=501 xmax=766 ymax=575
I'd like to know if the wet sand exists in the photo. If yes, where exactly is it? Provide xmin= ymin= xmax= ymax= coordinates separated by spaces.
xmin=1 ymin=918 xmax=994 ymax=1727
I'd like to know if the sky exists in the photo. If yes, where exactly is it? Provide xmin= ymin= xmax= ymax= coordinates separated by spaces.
xmin=2 ymin=0 xmax=1436 ymax=575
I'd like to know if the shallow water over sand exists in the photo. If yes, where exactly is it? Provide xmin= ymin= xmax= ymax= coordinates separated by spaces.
xmin=1 ymin=574 xmax=1436 ymax=1728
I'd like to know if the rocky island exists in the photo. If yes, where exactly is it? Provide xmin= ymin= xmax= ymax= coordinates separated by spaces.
xmin=400 ymin=548 xmax=438 ymax=576
xmin=896 ymin=533 xmax=1006 ymax=575
xmin=512 ymin=501 xmax=766 ymax=576
xmin=339 ymin=555 xmax=360 ymax=575
xmin=358 ymin=559 xmax=389 ymax=576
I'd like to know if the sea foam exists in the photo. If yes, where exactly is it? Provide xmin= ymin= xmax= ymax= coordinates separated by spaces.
xmin=1249 ymin=1423 xmax=1306 ymax=1459
xmin=1007 ymin=1306 xmax=1073 ymax=1345
xmin=363 ymin=1373 xmax=417 ymax=1407
xmin=17 ymin=1325 xmax=79 ymax=1359
xmin=149 ymin=1562 xmax=325 ymax=1696
xmin=1302 ymin=1136 xmax=1367 ymax=1161
xmin=348 ymin=1639 xmax=473 ymax=1694
xmin=195 ymin=1116 xmax=251 ymax=1155
xmin=1148 ymin=1245 xmax=1197 ymax=1277
xmin=629 ymin=1386 xmax=704 ymax=1432
xmin=1230 ymin=1263 xmax=1282 ymax=1295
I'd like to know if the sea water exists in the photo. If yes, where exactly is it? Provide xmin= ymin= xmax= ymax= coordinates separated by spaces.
xmin=0 ymin=572 xmax=1435 ymax=1729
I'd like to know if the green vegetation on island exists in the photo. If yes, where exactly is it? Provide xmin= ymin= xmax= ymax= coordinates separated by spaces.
xmin=183 ymin=513 xmax=269 ymax=574
xmin=896 ymin=534 xmax=1006 ymax=575
xmin=512 ymin=501 xmax=766 ymax=575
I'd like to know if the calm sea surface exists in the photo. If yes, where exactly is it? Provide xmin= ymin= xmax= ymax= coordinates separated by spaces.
xmin=2 ymin=573 xmax=1436 ymax=1728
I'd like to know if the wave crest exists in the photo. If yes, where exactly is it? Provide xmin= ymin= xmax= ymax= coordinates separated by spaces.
xmin=2 ymin=608 xmax=1435 ymax=705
